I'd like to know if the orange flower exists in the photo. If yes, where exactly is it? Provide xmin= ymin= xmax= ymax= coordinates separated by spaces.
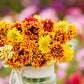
xmin=22 ymin=17 xmax=43 ymax=41
xmin=0 ymin=21 xmax=10 ymax=36
xmin=50 ymin=43 xmax=74 ymax=63
xmin=68 ymin=24 xmax=77 ymax=40
xmin=11 ymin=21 xmax=23 ymax=33
xmin=6 ymin=49 xmax=32 ymax=69
xmin=54 ymin=29 xmax=68 ymax=43
xmin=50 ymin=43 xmax=64 ymax=60
xmin=41 ymin=18 xmax=55 ymax=32
xmin=31 ymin=52 xmax=46 ymax=68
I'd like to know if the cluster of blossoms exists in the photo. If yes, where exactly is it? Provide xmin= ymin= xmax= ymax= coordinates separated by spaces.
xmin=0 ymin=15 xmax=77 ymax=69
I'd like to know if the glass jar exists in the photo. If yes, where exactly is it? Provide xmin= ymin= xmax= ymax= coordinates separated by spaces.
xmin=12 ymin=65 xmax=56 ymax=84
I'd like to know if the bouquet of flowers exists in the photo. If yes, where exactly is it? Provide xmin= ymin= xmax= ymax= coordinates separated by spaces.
xmin=0 ymin=15 xmax=77 ymax=84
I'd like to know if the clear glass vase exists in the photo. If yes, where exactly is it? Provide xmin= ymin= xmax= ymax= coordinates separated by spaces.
xmin=13 ymin=73 xmax=56 ymax=84
xmin=22 ymin=73 xmax=56 ymax=84
xmin=12 ymin=65 xmax=56 ymax=84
